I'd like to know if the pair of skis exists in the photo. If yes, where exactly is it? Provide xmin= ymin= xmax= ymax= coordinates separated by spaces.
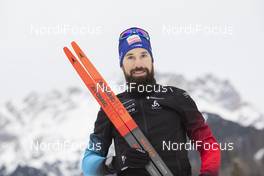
xmin=63 ymin=41 xmax=173 ymax=176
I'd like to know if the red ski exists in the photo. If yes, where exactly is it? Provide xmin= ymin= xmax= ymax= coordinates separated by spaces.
xmin=63 ymin=41 xmax=173 ymax=176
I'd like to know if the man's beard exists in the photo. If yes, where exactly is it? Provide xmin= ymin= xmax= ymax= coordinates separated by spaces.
xmin=122 ymin=65 xmax=156 ymax=93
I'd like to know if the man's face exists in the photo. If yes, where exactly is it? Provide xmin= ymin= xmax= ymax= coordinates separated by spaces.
xmin=122 ymin=48 xmax=154 ymax=85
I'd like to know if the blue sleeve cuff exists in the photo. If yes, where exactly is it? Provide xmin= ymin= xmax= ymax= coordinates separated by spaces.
xmin=82 ymin=148 xmax=105 ymax=176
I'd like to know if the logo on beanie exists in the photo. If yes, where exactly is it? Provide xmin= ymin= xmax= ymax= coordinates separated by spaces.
xmin=126 ymin=35 xmax=141 ymax=45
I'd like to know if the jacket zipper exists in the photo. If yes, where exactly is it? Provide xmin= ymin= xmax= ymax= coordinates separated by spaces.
xmin=139 ymin=98 xmax=148 ymax=134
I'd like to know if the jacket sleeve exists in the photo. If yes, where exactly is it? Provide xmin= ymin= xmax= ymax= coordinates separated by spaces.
xmin=82 ymin=108 xmax=113 ymax=176
xmin=177 ymin=90 xmax=221 ymax=176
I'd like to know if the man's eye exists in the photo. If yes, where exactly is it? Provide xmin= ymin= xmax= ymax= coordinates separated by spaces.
xmin=141 ymin=54 xmax=147 ymax=57
xmin=128 ymin=56 xmax=134 ymax=60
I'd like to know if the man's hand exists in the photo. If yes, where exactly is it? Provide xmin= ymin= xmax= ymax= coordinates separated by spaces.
xmin=104 ymin=148 xmax=150 ymax=173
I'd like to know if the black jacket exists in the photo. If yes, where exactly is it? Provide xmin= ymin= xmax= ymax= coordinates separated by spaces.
xmin=84 ymin=84 xmax=220 ymax=176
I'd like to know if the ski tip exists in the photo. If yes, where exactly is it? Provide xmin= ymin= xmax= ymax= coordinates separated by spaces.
xmin=63 ymin=47 xmax=72 ymax=57
xmin=63 ymin=47 xmax=69 ymax=53
xmin=71 ymin=41 xmax=78 ymax=48
xmin=63 ymin=47 xmax=77 ymax=64
xmin=71 ymin=41 xmax=86 ymax=58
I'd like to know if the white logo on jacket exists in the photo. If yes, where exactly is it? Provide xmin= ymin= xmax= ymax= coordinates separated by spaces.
xmin=151 ymin=100 xmax=162 ymax=110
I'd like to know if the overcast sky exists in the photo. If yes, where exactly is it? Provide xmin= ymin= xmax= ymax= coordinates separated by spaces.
xmin=0 ymin=0 xmax=263 ymax=110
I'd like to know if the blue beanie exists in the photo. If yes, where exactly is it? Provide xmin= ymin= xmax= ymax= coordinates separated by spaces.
xmin=118 ymin=27 xmax=153 ymax=67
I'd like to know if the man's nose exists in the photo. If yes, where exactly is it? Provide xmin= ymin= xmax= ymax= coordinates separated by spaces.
xmin=134 ymin=57 xmax=144 ymax=67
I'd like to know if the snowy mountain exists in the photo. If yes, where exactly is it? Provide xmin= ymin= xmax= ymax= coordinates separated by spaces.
xmin=0 ymin=73 xmax=263 ymax=176
xmin=156 ymin=73 xmax=264 ymax=129
xmin=0 ymin=88 xmax=98 ymax=176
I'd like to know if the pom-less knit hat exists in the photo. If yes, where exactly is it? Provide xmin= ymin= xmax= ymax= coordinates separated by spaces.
xmin=118 ymin=27 xmax=153 ymax=67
